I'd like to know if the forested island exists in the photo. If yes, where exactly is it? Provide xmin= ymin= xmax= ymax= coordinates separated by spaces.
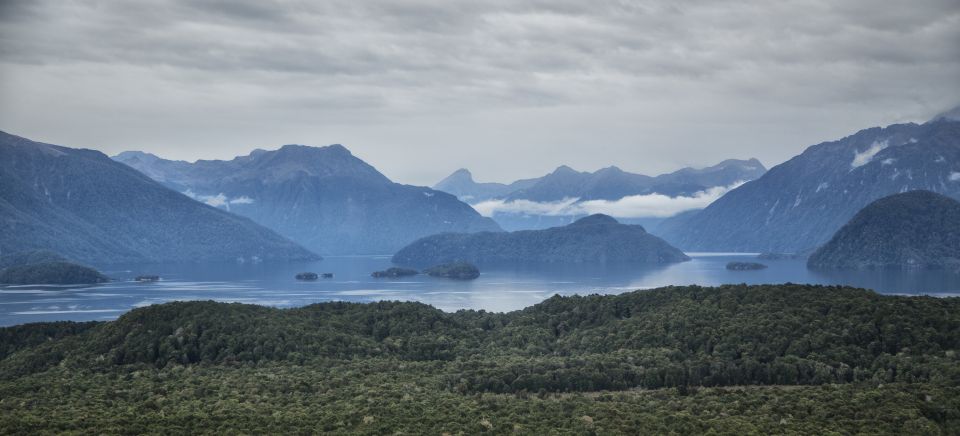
xmin=726 ymin=261 xmax=767 ymax=271
xmin=0 ymin=250 xmax=108 ymax=285
xmin=424 ymin=262 xmax=480 ymax=279
xmin=809 ymin=190 xmax=960 ymax=270
xmin=1 ymin=284 xmax=957 ymax=434
xmin=393 ymin=214 xmax=689 ymax=266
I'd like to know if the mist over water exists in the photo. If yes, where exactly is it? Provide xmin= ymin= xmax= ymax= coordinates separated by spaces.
xmin=2 ymin=254 xmax=959 ymax=326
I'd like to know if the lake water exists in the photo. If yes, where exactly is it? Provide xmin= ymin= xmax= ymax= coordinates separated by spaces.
xmin=2 ymin=253 xmax=960 ymax=326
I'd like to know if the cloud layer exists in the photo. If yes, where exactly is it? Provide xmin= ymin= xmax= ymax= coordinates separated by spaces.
xmin=473 ymin=183 xmax=742 ymax=218
xmin=183 ymin=190 xmax=254 ymax=209
xmin=1 ymin=0 xmax=958 ymax=185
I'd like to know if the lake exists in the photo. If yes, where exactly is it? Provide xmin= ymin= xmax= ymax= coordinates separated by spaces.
xmin=2 ymin=253 xmax=959 ymax=326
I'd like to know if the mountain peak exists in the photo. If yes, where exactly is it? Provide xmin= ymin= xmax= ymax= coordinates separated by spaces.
xmin=570 ymin=214 xmax=620 ymax=226
xmin=596 ymin=166 xmax=624 ymax=174
xmin=433 ymin=168 xmax=477 ymax=191
xmin=276 ymin=143 xmax=352 ymax=156
xmin=113 ymin=150 xmax=161 ymax=163
xmin=443 ymin=168 xmax=474 ymax=180
xmin=551 ymin=165 xmax=579 ymax=176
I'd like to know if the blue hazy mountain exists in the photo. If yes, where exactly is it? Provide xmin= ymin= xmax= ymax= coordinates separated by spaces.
xmin=114 ymin=145 xmax=502 ymax=255
xmin=435 ymin=159 xmax=766 ymax=203
xmin=0 ymin=131 xmax=318 ymax=264
xmin=392 ymin=214 xmax=690 ymax=267
xmin=432 ymin=169 xmax=539 ymax=202
xmin=433 ymin=159 xmax=765 ymax=232
xmin=807 ymin=190 xmax=960 ymax=270
xmin=657 ymin=116 xmax=960 ymax=253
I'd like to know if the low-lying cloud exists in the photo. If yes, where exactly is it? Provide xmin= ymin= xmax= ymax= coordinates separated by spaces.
xmin=851 ymin=140 xmax=890 ymax=168
xmin=472 ymin=197 xmax=580 ymax=217
xmin=472 ymin=183 xmax=742 ymax=219
xmin=183 ymin=190 xmax=255 ymax=209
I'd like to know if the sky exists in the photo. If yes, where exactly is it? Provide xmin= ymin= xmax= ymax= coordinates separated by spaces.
xmin=1 ymin=0 xmax=958 ymax=186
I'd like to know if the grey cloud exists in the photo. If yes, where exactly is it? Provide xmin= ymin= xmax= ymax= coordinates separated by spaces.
xmin=0 ymin=0 xmax=958 ymax=185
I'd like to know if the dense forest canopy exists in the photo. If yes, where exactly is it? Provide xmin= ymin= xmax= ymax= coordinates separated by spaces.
xmin=1 ymin=284 xmax=958 ymax=433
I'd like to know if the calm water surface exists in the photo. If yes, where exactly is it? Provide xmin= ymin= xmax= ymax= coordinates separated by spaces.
xmin=2 ymin=254 xmax=959 ymax=326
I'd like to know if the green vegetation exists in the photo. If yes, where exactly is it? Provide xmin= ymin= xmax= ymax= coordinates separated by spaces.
xmin=0 ymin=261 xmax=109 ymax=285
xmin=1 ymin=284 xmax=959 ymax=433
xmin=809 ymin=190 xmax=960 ymax=270
xmin=371 ymin=267 xmax=419 ymax=278
xmin=0 ymin=250 xmax=109 ymax=285
xmin=424 ymin=262 xmax=479 ymax=279
xmin=393 ymin=214 xmax=689 ymax=266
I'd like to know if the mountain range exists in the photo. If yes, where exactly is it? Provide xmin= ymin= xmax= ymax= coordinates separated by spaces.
xmin=114 ymin=145 xmax=501 ymax=255
xmin=392 ymin=214 xmax=690 ymax=267
xmin=0 ymin=131 xmax=317 ymax=264
xmin=436 ymin=159 xmax=766 ymax=203
xmin=657 ymin=116 xmax=960 ymax=253
xmin=433 ymin=159 xmax=766 ymax=231
xmin=432 ymin=169 xmax=539 ymax=202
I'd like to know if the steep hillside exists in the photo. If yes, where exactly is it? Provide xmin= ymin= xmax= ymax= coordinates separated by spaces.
xmin=0 ymin=131 xmax=318 ymax=264
xmin=808 ymin=190 xmax=960 ymax=270
xmin=658 ymin=118 xmax=960 ymax=252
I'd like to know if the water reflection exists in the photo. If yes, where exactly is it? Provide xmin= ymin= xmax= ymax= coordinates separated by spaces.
xmin=1 ymin=254 xmax=958 ymax=326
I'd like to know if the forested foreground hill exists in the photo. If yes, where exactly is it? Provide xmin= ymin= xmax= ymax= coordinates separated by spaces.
xmin=2 ymin=285 xmax=959 ymax=433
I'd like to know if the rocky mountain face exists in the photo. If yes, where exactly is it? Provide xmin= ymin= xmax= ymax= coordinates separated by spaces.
xmin=392 ymin=214 xmax=690 ymax=267
xmin=0 ymin=131 xmax=318 ymax=264
xmin=807 ymin=191 xmax=960 ymax=270
xmin=115 ymin=145 xmax=501 ymax=255
xmin=658 ymin=118 xmax=960 ymax=253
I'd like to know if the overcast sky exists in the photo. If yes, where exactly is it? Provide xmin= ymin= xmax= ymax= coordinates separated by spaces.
xmin=1 ymin=0 xmax=958 ymax=186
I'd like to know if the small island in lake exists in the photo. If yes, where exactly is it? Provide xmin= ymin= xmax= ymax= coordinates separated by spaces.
xmin=371 ymin=267 xmax=419 ymax=278
xmin=295 ymin=272 xmax=319 ymax=280
xmin=423 ymin=262 xmax=480 ymax=280
xmin=726 ymin=261 xmax=768 ymax=271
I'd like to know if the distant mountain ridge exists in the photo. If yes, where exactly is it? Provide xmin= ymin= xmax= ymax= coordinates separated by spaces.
xmin=433 ymin=158 xmax=765 ymax=232
xmin=433 ymin=169 xmax=538 ymax=202
xmin=392 ymin=214 xmax=690 ymax=266
xmin=0 ymin=131 xmax=318 ymax=264
xmin=658 ymin=117 xmax=960 ymax=253
xmin=808 ymin=191 xmax=960 ymax=270
xmin=435 ymin=159 xmax=766 ymax=203
xmin=115 ymin=145 xmax=501 ymax=255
